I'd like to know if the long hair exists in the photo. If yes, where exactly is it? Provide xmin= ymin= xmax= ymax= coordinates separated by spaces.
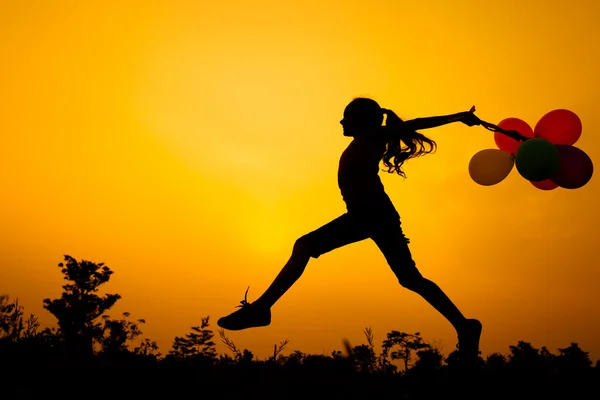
xmin=344 ymin=97 xmax=437 ymax=178
xmin=382 ymin=109 xmax=437 ymax=178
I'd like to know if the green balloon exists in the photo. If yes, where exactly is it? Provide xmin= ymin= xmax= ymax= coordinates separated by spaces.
xmin=515 ymin=138 xmax=561 ymax=182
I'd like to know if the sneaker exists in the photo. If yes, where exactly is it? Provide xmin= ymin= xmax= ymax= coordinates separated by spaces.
xmin=457 ymin=319 xmax=482 ymax=366
xmin=217 ymin=287 xmax=271 ymax=330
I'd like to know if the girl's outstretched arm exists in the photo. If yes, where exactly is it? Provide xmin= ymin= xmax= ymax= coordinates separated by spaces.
xmin=403 ymin=110 xmax=479 ymax=131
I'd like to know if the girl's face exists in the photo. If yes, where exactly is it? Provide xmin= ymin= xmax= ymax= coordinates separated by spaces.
xmin=340 ymin=106 xmax=370 ymax=137
xmin=340 ymin=114 xmax=361 ymax=137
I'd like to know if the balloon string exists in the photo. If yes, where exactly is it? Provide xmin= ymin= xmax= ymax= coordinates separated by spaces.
xmin=479 ymin=120 xmax=529 ymax=142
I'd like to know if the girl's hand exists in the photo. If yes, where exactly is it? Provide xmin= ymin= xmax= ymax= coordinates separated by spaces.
xmin=461 ymin=106 xmax=481 ymax=127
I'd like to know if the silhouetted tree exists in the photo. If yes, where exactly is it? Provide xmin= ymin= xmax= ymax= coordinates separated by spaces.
xmin=485 ymin=352 xmax=508 ymax=371
xmin=555 ymin=343 xmax=592 ymax=370
xmin=99 ymin=312 xmax=145 ymax=357
xmin=42 ymin=255 xmax=120 ymax=357
xmin=508 ymin=341 xmax=546 ymax=369
xmin=351 ymin=344 xmax=377 ymax=372
xmin=169 ymin=316 xmax=216 ymax=362
xmin=413 ymin=346 xmax=443 ymax=371
xmin=382 ymin=331 xmax=429 ymax=371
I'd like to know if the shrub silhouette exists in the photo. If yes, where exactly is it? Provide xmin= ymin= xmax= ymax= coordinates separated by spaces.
xmin=42 ymin=255 xmax=121 ymax=357
xmin=0 ymin=295 xmax=39 ymax=341
xmin=167 ymin=316 xmax=217 ymax=366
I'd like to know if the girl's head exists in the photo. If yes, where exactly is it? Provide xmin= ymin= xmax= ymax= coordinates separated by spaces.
xmin=340 ymin=97 xmax=384 ymax=137
xmin=341 ymin=97 xmax=437 ymax=178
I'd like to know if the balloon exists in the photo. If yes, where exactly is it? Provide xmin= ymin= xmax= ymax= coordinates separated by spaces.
xmin=551 ymin=145 xmax=593 ymax=189
xmin=494 ymin=118 xmax=535 ymax=155
xmin=468 ymin=149 xmax=515 ymax=186
xmin=534 ymin=109 xmax=582 ymax=145
xmin=530 ymin=179 xmax=558 ymax=191
xmin=515 ymin=138 xmax=560 ymax=182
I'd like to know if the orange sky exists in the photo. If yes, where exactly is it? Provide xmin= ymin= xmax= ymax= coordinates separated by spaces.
xmin=2 ymin=0 xmax=600 ymax=361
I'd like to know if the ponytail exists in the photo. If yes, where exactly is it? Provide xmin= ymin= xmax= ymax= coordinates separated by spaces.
xmin=381 ymin=109 xmax=437 ymax=178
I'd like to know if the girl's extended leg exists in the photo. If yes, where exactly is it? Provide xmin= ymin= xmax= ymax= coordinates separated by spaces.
xmin=217 ymin=213 xmax=369 ymax=330
xmin=372 ymin=225 xmax=482 ymax=364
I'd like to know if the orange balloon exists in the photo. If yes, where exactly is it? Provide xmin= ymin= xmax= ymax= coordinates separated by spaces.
xmin=494 ymin=118 xmax=535 ymax=155
xmin=530 ymin=179 xmax=558 ymax=191
xmin=534 ymin=109 xmax=582 ymax=145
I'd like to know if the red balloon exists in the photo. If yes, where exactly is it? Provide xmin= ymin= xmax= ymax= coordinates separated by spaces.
xmin=494 ymin=118 xmax=534 ymax=155
xmin=551 ymin=145 xmax=593 ymax=189
xmin=530 ymin=179 xmax=558 ymax=190
xmin=534 ymin=109 xmax=582 ymax=145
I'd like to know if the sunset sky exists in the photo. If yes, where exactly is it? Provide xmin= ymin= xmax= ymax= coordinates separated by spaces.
xmin=2 ymin=0 xmax=599 ymax=362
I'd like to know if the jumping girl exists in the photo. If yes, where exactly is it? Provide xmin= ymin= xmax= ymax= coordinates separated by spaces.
xmin=217 ymin=97 xmax=483 ymax=364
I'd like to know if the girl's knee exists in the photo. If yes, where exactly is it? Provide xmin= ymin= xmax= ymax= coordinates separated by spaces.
xmin=294 ymin=235 xmax=315 ymax=258
xmin=393 ymin=262 xmax=424 ymax=289
xmin=398 ymin=274 xmax=425 ymax=290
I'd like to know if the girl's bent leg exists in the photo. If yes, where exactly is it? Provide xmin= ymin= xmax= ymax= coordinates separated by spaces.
xmin=253 ymin=238 xmax=311 ymax=309
xmin=255 ymin=213 xmax=368 ymax=309
xmin=216 ymin=238 xmax=311 ymax=331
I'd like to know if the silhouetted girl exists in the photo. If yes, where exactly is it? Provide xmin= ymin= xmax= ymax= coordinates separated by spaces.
xmin=218 ymin=97 xmax=483 ymax=364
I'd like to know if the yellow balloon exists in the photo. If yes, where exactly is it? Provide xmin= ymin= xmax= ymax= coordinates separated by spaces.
xmin=469 ymin=149 xmax=515 ymax=186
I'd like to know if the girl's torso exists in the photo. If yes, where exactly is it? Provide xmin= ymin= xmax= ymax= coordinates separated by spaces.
xmin=338 ymin=135 xmax=398 ymax=217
